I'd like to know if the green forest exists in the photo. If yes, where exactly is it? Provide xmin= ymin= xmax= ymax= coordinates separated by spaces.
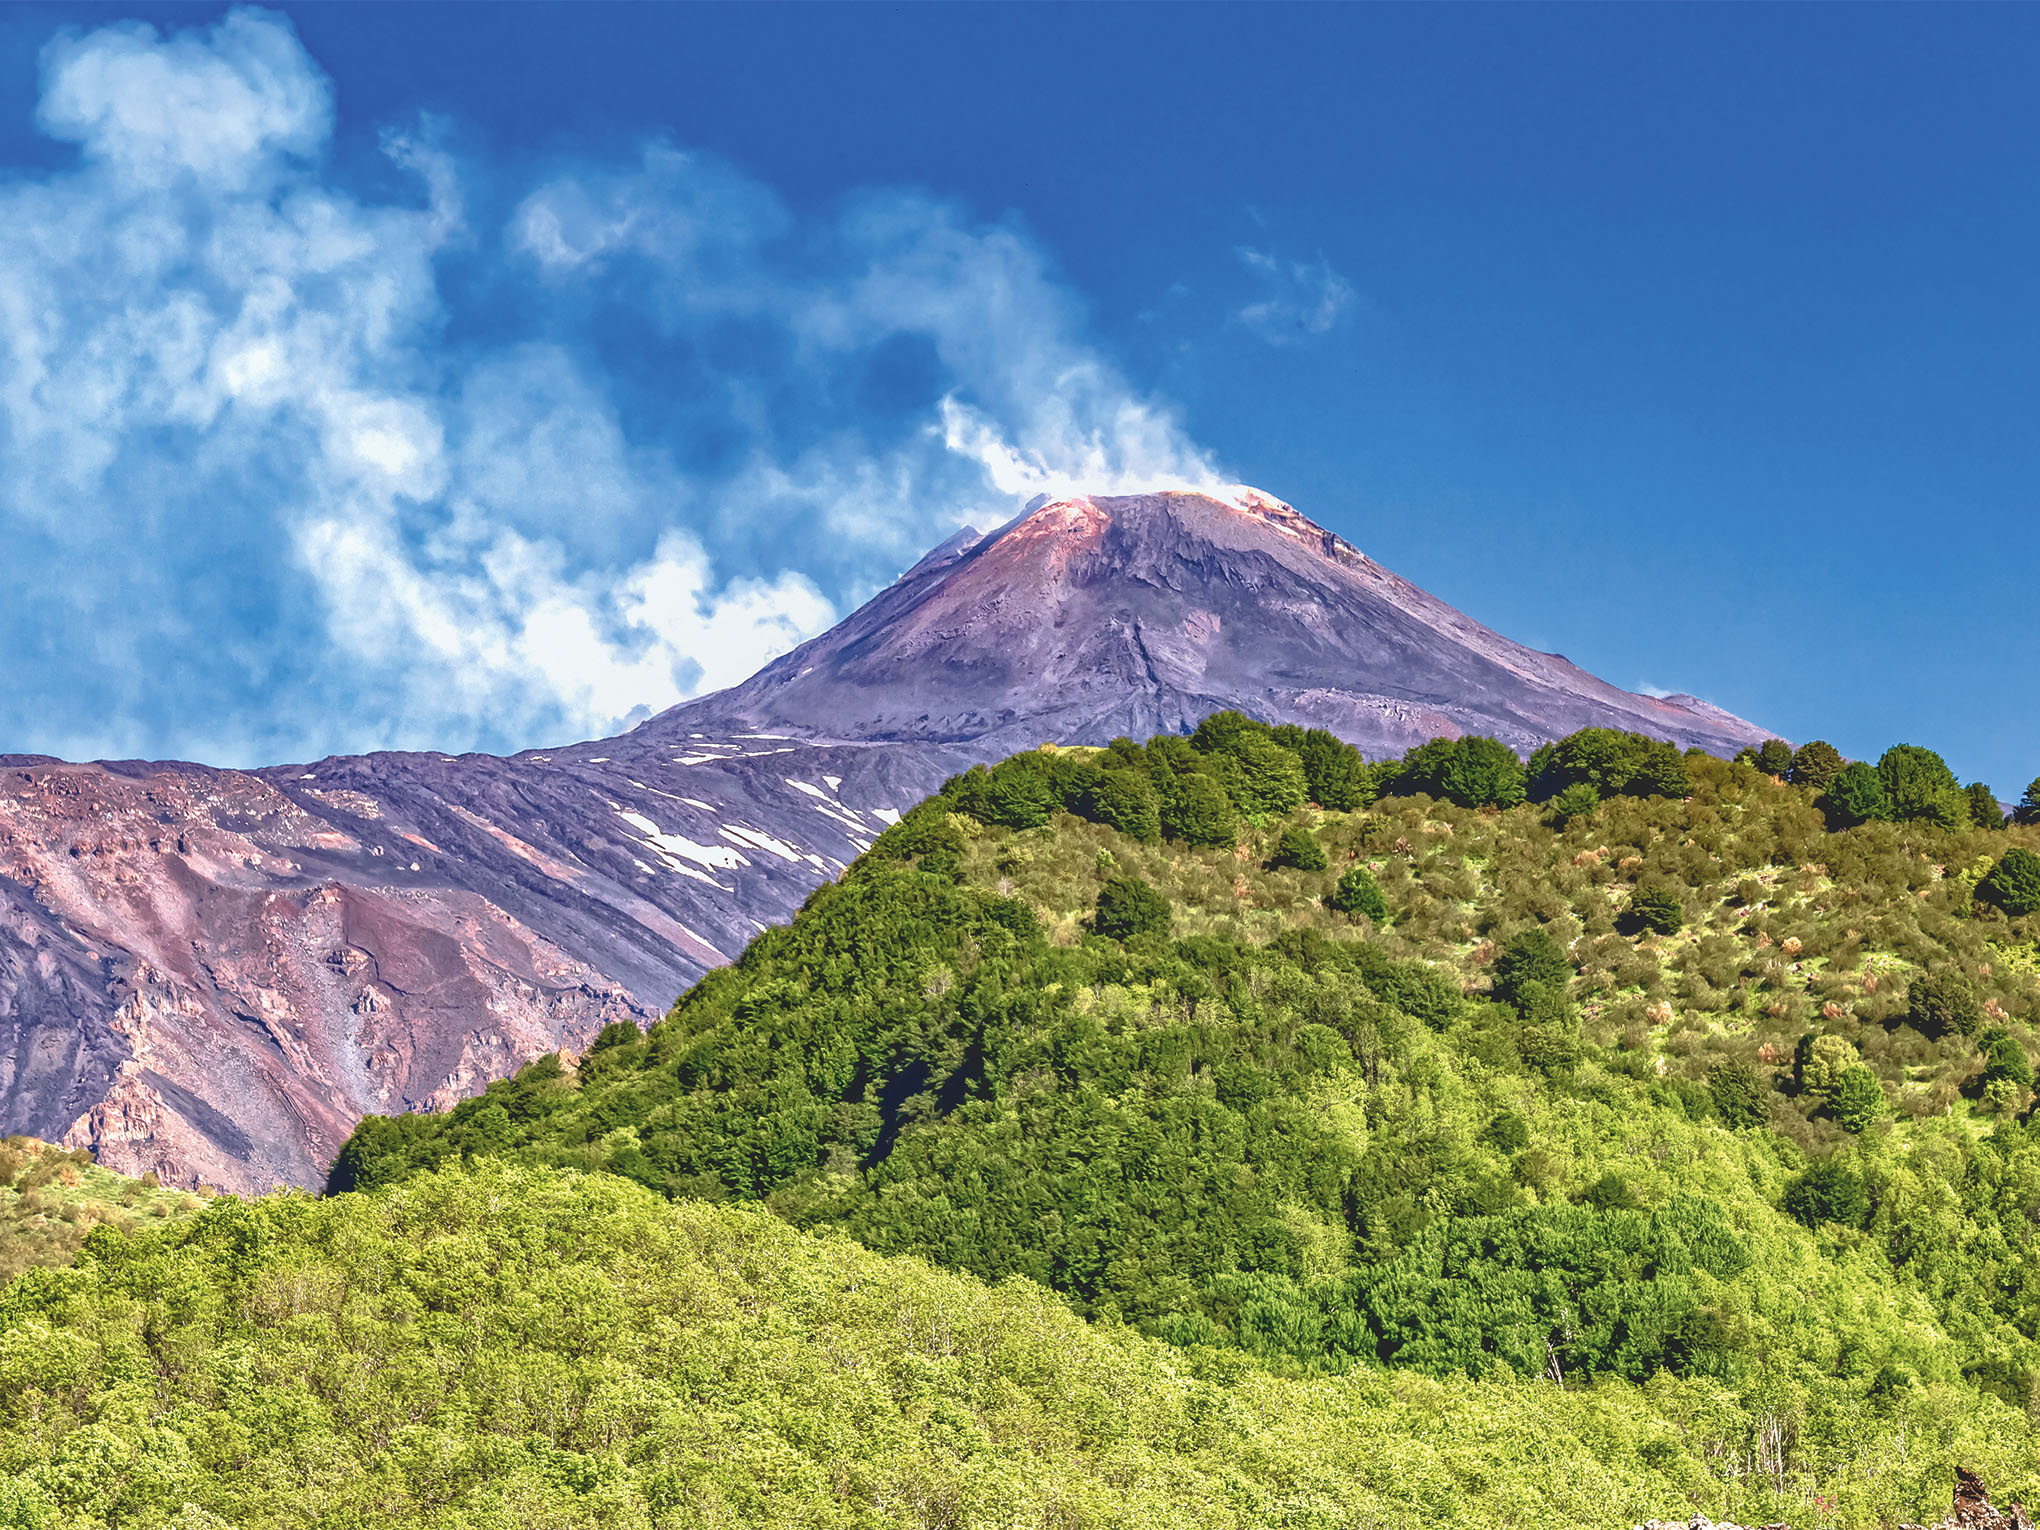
xmin=8 ymin=718 xmax=2040 ymax=1527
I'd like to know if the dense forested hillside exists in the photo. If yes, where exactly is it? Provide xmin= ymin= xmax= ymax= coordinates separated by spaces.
xmin=315 ymin=718 xmax=2040 ymax=1524
xmin=2 ymin=1157 xmax=1929 ymax=1529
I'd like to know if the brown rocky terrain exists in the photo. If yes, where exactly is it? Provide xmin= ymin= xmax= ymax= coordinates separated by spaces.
xmin=0 ymin=485 xmax=1770 ymax=1192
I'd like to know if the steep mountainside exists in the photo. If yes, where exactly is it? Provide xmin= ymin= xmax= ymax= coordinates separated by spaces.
xmin=0 ymin=486 xmax=1768 ymax=1191
xmin=663 ymin=486 xmax=1768 ymax=758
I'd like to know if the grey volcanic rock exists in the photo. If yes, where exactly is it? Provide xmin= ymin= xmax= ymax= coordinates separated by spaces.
xmin=0 ymin=484 xmax=1769 ymax=1191
xmin=659 ymin=487 xmax=1769 ymax=758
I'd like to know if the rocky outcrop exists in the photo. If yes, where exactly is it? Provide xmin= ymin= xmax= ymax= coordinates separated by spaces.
xmin=0 ymin=485 xmax=1773 ymax=1192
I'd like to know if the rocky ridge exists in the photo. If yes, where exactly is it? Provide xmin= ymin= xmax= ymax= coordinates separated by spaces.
xmin=0 ymin=486 xmax=1770 ymax=1191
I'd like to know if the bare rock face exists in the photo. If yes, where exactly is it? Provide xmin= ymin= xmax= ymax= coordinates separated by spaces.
xmin=0 ymin=485 xmax=1771 ymax=1192
xmin=0 ymin=741 xmax=953 ymax=1192
xmin=662 ymin=487 xmax=1771 ymax=759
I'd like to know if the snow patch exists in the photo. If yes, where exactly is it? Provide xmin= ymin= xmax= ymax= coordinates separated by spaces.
xmin=721 ymin=824 xmax=804 ymax=862
xmin=872 ymin=807 xmax=901 ymax=825
xmin=615 ymin=809 xmax=746 ymax=885
xmin=823 ymin=775 xmax=843 ymax=792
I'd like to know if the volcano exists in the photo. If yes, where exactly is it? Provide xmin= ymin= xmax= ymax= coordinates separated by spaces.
xmin=0 ymin=486 xmax=1769 ymax=1191
xmin=659 ymin=486 xmax=1763 ymax=758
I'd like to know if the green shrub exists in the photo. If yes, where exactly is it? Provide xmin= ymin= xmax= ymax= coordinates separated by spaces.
xmin=1160 ymin=772 xmax=1237 ymax=847
xmin=1783 ymin=1159 xmax=1869 ymax=1229
xmin=1621 ymin=883 xmax=1684 ymax=937
xmin=1549 ymin=781 xmax=1601 ymax=825
xmin=1707 ymin=1061 xmax=1769 ymax=1130
xmin=1821 ymin=761 xmax=1889 ymax=828
xmin=1789 ymin=740 xmax=1845 ymax=790
xmin=1268 ymin=827 xmax=1328 ymax=872
xmin=1907 ymin=968 xmax=1983 ymax=1039
xmin=1831 ymin=1065 xmax=1884 ymax=1134
xmin=1093 ymin=875 xmax=1172 ymax=941
xmin=1979 ymin=848 xmax=2040 ymax=918
xmin=1492 ymin=927 xmax=1571 ymax=1008
xmin=1328 ymin=866 xmax=1388 ymax=922
xmin=1878 ymin=744 xmax=1969 ymax=827
xmin=1980 ymin=1028 xmax=2035 ymax=1092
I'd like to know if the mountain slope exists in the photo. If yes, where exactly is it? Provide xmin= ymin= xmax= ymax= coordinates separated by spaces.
xmin=663 ymin=486 xmax=1768 ymax=757
xmin=333 ymin=724 xmax=2040 ymax=1524
xmin=0 ymin=486 xmax=1770 ymax=1191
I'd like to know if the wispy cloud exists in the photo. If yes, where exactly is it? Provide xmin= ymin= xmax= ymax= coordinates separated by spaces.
xmin=1234 ymin=247 xmax=1355 ymax=345
xmin=0 ymin=8 xmax=1222 ymax=764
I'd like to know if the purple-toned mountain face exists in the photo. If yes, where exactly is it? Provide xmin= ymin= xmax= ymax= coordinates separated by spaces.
xmin=660 ymin=487 xmax=1768 ymax=758
xmin=0 ymin=487 xmax=1768 ymax=1192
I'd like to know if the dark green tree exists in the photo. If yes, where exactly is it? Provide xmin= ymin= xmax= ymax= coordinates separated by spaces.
xmin=1442 ymin=736 xmax=1529 ymax=810
xmin=1492 ymin=927 xmax=1571 ymax=1008
xmin=1978 ymin=847 xmax=2040 ymax=918
xmin=1752 ymin=739 xmax=1794 ymax=776
xmin=1211 ymin=737 xmax=1310 ymax=818
xmin=1906 ymin=968 xmax=1982 ymax=1040
xmin=1288 ymin=728 xmax=1375 ymax=810
xmin=1979 ymin=1028 xmax=2035 ymax=1093
xmin=1549 ymin=782 xmax=1601 ymax=826
xmin=1092 ymin=875 xmax=1172 ymax=942
xmin=1189 ymin=710 xmax=1271 ymax=755
xmin=1820 ymin=761 xmax=1889 ymax=828
xmin=1788 ymin=740 xmax=1845 ymax=790
xmin=1966 ymin=783 xmax=2005 ymax=830
xmin=1706 ymin=1061 xmax=1768 ymax=1130
xmin=1160 ymin=773 xmax=1237 ymax=848
xmin=1783 ymin=1160 xmax=1869 ymax=1229
xmin=1268 ymin=827 xmax=1328 ymax=872
xmin=1831 ymin=1065 xmax=1884 ymax=1135
xmin=1079 ymin=769 xmax=1162 ymax=842
xmin=1620 ymin=883 xmax=1684 ymax=937
xmin=1877 ymin=744 xmax=1968 ymax=827
xmin=2017 ymin=777 xmax=2040 ymax=826
xmin=1328 ymin=866 xmax=1388 ymax=923
xmin=1395 ymin=738 xmax=1458 ymax=800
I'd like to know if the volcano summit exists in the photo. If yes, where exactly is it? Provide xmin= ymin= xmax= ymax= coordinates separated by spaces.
xmin=0 ymin=486 xmax=1768 ymax=1190
xmin=663 ymin=485 xmax=1764 ymax=758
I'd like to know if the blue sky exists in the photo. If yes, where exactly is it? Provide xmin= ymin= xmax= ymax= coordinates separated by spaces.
xmin=0 ymin=4 xmax=2033 ymax=794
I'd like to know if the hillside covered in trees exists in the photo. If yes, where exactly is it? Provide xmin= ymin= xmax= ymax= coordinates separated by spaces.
xmin=316 ymin=718 xmax=2040 ymax=1524
xmin=8 ymin=716 xmax=2040 ymax=1526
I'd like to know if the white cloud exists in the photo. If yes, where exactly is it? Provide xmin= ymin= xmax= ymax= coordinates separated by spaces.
xmin=1235 ymin=247 xmax=1355 ymax=345
xmin=0 ymin=7 xmax=1223 ymax=765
